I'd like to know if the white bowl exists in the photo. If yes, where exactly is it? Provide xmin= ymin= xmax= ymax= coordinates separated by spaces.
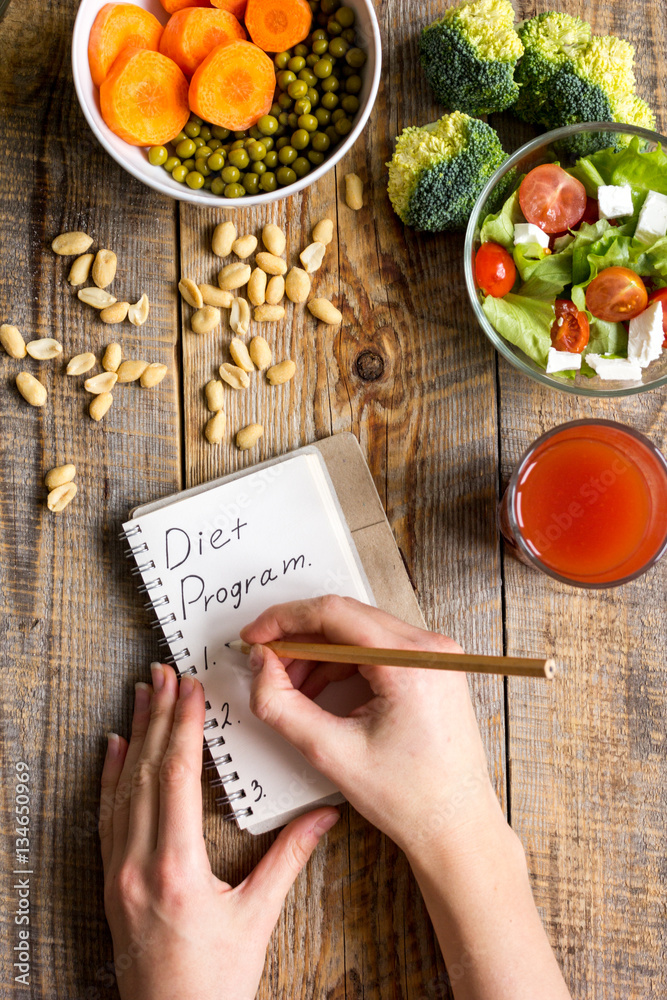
xmin=71 ymin=0 xmax=381 ymax=206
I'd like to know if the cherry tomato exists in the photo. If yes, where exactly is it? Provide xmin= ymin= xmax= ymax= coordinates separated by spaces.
xmin=519 ymin=164 xmax=587 ymax=234
xmin=475 ymin=242 xmax=516 ymax=297
xmin=647 ymin=287 xmax=667 ymax=347
xmin=585 ymin=267 xmax=648 ymax=322
xmin=550 ymin=299 xmax=590 ymax=353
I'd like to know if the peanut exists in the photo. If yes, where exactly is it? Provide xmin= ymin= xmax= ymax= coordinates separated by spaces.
xmin=312 ymin=218 xmax=333 ymax=246
xmin=265 ymin=274 xmax=285 ymax=304
xmin=45 ymin=464 xmax=76 ymax=490
xmin=219 ymin=363 xmax=250 ymax=389
xmin=85 ymin=371 xmax=118 ymax=393
xmin=140 ymin=363 xmax=168 ymax=388
xmin=205 ymin=409 xmax=226 ymax=444
xmin=0 ymin=324 xmax=26 ymax=359
xmin=89 ymin=392 xmax=113 ymax=422
xmin=102 ymin=343 xmax=122 ymax=372
xmin=307 ymin=297 xmax=343 ymax=325
xmin=100 ymin=301 xmax=129 ymax=324
xmin=199 ymin=284 xmax=233 ymax=308
xmin=179 ymin=278 xmax=203 ymax=308
xmin=247 ymin=267 xmax=267 ymax=306
xmin=92 ymin=249 xmax=117 ymax=288
xmin=253 ymin=304 xmax=285 ymax=322
xmin=128 ymin=293 xmax=150 ymax=326
xmin=66 ymin=352 xmax=96 ymax=375
xmin=249 ymin=336 xmax=272 ymax=370
xmin=78 ymin=287 xmax=117 ymax=309
xmin=232 ymin=234 xmax=258 ymax=259
xmin=218 ymin=262 xmax=251 ymax=290
xmin=47 ymin=482 xmax=77 ymax=513
xmin=255 ymin=252 xmax=287 ymax=275
xmin=52 ymin=231 xmax=93 ymax=255
xmin=212 ymin=220 xmax=236 ymax=257
xmin=229 ymin=335 xmax=255 ymax=372
xmin=26 ymin=338 xmax=62 ymax=360
xmin=262 ymin=223 xmax=286 ymax=256
xmin=285 ymin=267 xmax=311 ymax=303
xmin=16 ymin=372 xmax=47 ymax=406
xmin=205 ymin=379 xmax=224 ymax=412
xmin=230 ymin=297 xmax=251 ymax=337
xmin=344 ymin=173 xmax=364 ymax=210
xmin=116 ymin=360 xmax=149 ymax=383
xmin=266 ymin=359 xmax=296 ymax=385
xmin=235 ymin=423 xmax=264 ymax=451
xmin=67 ymin=253 xmax=94 ymax=286
xmin=191 ymin=306 xmax=221 ymax=334
xmin=300 ymin=241 xmax=326 ymax=273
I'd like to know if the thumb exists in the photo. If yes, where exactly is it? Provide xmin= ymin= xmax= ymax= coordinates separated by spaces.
xmin=236 ymin=807 xmax=340 ymax=925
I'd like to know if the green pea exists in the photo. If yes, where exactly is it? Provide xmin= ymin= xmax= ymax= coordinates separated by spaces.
xmin=233 ymin=130 xmax=247 ymax=139
xmin=228 ymin=148 xmax=249 ymax=169
xmin=341 ymin=94 xmax=360 ymax=114
xmin=278 ymin=92 xmax=293 ymax=110
xmin=308 ymin=149 xmax=325 ymax=165
xmin=208 ymin=152 xmax=225 ymax=171
xmin=171 ymin=164 xmax=187 ymax=183
xmin=331 ymin=108 xmax=346 ymax=123
xmin=221 ymin=165 xmax=241 ymax=183
xmin=211 ymin=176 xmax=225 ymax=196
xmin=307 ymin=87 xmax=320 ymax=106
xmin=288 ymin=79 xmax=308 ymax=100
xmin=185 ymin=170 xmax=204 ymax=189
xmin=334 ymin=116 xmax=352 ymax=136
xmin=298 ymin=68 xmax=318 ymax=86
xmin=346 ymin=47 xmax=366 ymax=67
xmin=327 ymin=19 xmax=342 ymax=35
xmin=245 ymin=141 xmax=264 ymax=161
xmin=264 ymin=150 xmax=279 ymax=168
xmin=312 ymin=38 xmax=329 ymax=55
xmin=314 ymin=57 xmax=333 ymax=78
xmin=293 ymin=156 xmax=311 ymax=178
xmin=193 ymin=137 xmax=206 ymax=149
xmin=288 ymin=55 xmax=306 ymax=72
xmin=294 ymin=43 xmax=309 ymax=57
xmin=321 ymin=0 xmax=339 ymax=14
xmin=148 ymin=145 xmax=168 ymax=166
xmin=164 ymin=156 xmax=181 ymax=173
xmin=189 ymin=115 xmax=203 ymax=125
xmin=212 ymin=125 xmax=230 ymax=140
xmin=321 ymin=92 xmax=339 ymax=109
xmin=231 ymin=138 xmax=246 ymax=149
xmin=325 ymin=125 xmax=339 ymax=143
xmin=260 ymin=171 xmax=278 ymax=192
xmin=306 ymin=53 xmax=319 ymax=67
xmin=184 ymin=121 xmax=201 ymax=138
xmin=176 ymin=138 xmax=196 ymax=159
xmin=342 ymin=27 xmax=356 ymax=43
xmin=274 ymin=51 xmax=291 ymax=69
xmin=224 ymin=182 xmax=245 ymax=198
xmin=203 ymin=176 xmax=213 ymax=190
xmin=288 ymin=113 xmax=299 ymax=128
xmin=311 ymin=28 xmax=327 ymax=40
xmin=243 ymin=172 xmax=260 ymax=194
xmin=345 ymin=74 xmax=362 ymax=94
xmin=173 ymin=131 xmax=188 ymax=144
xmin=276 ymin=166 xmax=297 ymax=186
xmin=208 ymin=139 xmax=222 ymax=151
xmin=294 ymin=97 xmax=312 ymax=116
xmin=336 ymin=6 xmax=355 ymax=26
xmin=310 ymin=130 xmax=330 ymax=151
xmin=315 ymin=107 xmax=331 ymax=126
xmin=300 ymin=114 xmax=320 ymax=133
xmin=276 ymin=136 xmax=290 ymax=150
xmin=278 ymin=145 xmax=297 ymax=165
xmin=308 ymin=0 xmax=318 ymax=13
xmin=321 ymin=74 xmax=339 ymax=91
xmin=197 ymin=146 xmax=212 ymax=158
xmin=199 ymin=126 xmax=212 ymax=141
xmin=342 ymin=63 xmax=354 ymax=77
xmin=277 ymin=69 xmax=296 ymax=90
xmin=195 ymin=160 xmax=211 ymax=176
xmin=182 ymin=158 xmax=196 ymax=171
xmin=270 ymin=102 xmax=282 ymax=118
xmin=279 ymin=112 xmax=290 ymax=126
xmin=328 ymin=37 xmax=348 ymax=58
xmin=263 ymin=136 xmax=275 ymax=151
xmin=251 ymin=160 xmax=267 ymax=175
xmin=292 ymin=128 xmax=310 ymax=149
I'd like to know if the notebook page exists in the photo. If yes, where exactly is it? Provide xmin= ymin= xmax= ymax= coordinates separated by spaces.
xmin=123 ymin=452 xmax=373 ymax=831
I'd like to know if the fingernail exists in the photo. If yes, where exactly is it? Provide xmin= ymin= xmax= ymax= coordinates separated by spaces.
xmin=134 ymin=682 xmax=151 ymax=713
xmin=179 ymin=674 xmax=196 ymax=698
xmin=314 ymin=810 xmax=340 ymax=836
xmin=150 ymin=662 xmax=165 ymax=691
xmin=248 ymin=644 xmax=264 ymax=673
xmin=106 ymin=732 xmax=120 ymax=756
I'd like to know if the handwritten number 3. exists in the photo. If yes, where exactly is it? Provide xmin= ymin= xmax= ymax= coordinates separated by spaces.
xmin=251 ymin=779 xmax=263 ymax=802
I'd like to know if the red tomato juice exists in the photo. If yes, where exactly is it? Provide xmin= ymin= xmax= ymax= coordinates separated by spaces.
xmin=506 ymin=422 xmax=667 ymax=585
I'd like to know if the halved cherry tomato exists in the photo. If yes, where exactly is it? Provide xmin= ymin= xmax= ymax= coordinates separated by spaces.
xmin=550 ymin=299 xmax=590 ymax=353
xmin=475 ymin=242 xmax=516 ymax=297
xmin=585 ymin=266 xmax=648 ymax=322
xmin=519 ymin=164 xmax=588 ymax=234
xmin=647 ymin=287 xmax=667 ymax=347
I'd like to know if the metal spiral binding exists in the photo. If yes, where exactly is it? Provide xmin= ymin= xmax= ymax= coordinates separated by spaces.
xmin=122 ymin=520 xmax=250 ymax=825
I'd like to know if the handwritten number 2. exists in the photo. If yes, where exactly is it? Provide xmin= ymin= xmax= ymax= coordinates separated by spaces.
xmin=219 ymin=703 xmax=232 ymax=729
xmin=251 ymin=779 xmax=263 ymax=802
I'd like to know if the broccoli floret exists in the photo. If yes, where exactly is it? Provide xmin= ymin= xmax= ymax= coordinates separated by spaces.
xmin=419 ymin=0 xmax=524 ymax=116
xmin=513 ymin=12 xmax=591 ymax=123
xmin=386 ymin=112 xmax=510 ymax=232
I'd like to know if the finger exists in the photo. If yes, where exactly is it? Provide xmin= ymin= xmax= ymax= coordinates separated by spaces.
xmin=99 ymin=732 xmax=128 ymax=875
xmin=125 ymin=663 xmax=179 ymax=859
xmin=299 ymin=662 xmax=359 ymax=700
xmin=111 ymin=682 xmax=153 ymax=868
xmin=156 ymin=674 xmax=208 ymax=858
xmin=236 ymin=807 xmax=340 ymax=929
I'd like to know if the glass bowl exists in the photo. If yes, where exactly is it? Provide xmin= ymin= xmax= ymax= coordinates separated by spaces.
xmin=464 ymin=122 xmax=667 ymax=398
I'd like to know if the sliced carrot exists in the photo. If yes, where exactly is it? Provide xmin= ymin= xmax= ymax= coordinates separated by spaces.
xmin=159 ymin=8 xmax=245 ymax=78
xmin=244 ymin=0 xmax=312 ymax=53
xmin=189 ymin=39 xmax=275 ymax=130
xmin=210 ymin=0 xmax=247 ymax=20
xmin=88 ymin=3 xmax=164 ymax=88
xmin=158 ymin=0 xmax=211 ymax=14
xmin=100 ymin=48 xmax=190 ymax=146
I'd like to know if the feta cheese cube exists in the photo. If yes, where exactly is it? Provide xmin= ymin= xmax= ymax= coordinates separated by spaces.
xmin=597 ymin=184 xmax=634 ymax=219
xmin=634 ymin=190 xmax=667 ymax=245
xmin=585 ymin=354 xmax=643 ymax=381
xmin=628 ymin=300 xmax=664 ymax=367
xmin=514 ymin=222 xmax=550 ymax=249
xmin=546 ymin=348 xmax=583 ymax=373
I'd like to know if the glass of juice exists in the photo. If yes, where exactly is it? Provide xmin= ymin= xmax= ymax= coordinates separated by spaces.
xmin=498 ymin=420 xmax=667 ymax=588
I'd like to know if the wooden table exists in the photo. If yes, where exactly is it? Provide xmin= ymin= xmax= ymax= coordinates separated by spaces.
xmin=1 ymin=0 xmax=665 ymax=997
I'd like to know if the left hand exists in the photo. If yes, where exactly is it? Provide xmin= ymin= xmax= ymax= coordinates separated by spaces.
xmin=99 ymin=662 xmax=339 ymax=1000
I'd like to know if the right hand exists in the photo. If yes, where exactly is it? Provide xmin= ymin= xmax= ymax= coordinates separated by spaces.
xmin=240 ymin=596 xmax=502 ymax=855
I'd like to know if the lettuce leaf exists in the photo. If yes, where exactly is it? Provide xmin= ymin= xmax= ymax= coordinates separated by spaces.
xmin=571 ymin=137 xmax=667 ymax=217
xmin=479 ymin=188 xmax=524 ymax=250
xmin=586 ymin=318 xmax=628 ymax=356
xmin=519 ymin=250 xmax=573 ymax=301
xmin=513 ymin=242 xmax=548 ymax=282
xmin=482 ymin=293 xmax=554 ymax=367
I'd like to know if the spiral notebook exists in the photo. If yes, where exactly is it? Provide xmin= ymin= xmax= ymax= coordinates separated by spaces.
xmin=121 ymin=433 xmax=423 ymax=835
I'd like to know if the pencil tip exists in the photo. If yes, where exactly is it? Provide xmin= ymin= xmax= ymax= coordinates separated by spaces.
xmin=227 ymin=639 xmax=245 ymax=652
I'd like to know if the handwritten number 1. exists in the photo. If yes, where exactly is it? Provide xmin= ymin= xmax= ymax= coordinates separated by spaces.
xmin=251 ymin=779 xmax=263 ymax=802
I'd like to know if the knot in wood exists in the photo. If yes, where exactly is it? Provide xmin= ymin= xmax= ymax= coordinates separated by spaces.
xmin=355 ymin=350 xmax=384 ymax=382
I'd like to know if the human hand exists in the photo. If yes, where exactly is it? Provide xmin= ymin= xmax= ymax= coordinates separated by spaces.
xmin=240 ymin=596 xmax=502 ymax=858
xmin=99 ymin=663 xmax=339 ymax=1000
